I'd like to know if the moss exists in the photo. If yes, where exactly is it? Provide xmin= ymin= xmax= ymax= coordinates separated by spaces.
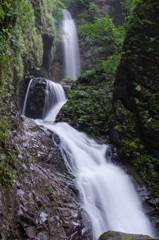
xmin=0 ymin=0 xmax=60 ymax=196
xmin=113 ymin=0 xmax=159 ymax=195
xmin=98 ymin=231 xmax=155 ymax=240
xmin=0 ymin=0 xmax=59 ymax=94
xmin=57 ymin=65 xmax=115 ymax=138
xmin=124 ymin=238 xmax=135 ymax=240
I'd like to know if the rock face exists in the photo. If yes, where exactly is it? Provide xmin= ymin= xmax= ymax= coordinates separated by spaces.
xmin=0 ymin=116 xmax=88 ymax=239
xmin=113 ymin=0 xmax=159 ymax=152
xmin=98 ymin=231 xmax=155 ymax=240
xmin=0 ymin=0 xmax=58 ymax=107
xmin=24 ymin=78 xmax=47 ymax=119
xmin=111 ymin=0 xmax=159 ymax=198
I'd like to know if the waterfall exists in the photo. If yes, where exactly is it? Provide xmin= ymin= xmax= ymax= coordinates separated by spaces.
xmin=61 ymin=9 xmax=81 ymax=80
xmin=23 ymin=80 xmax=155 ymax=240
xmin=22 ymin=79 xmax=33 ymax=115
xmin=40 ymin=120 xmax=155 ymax=240
xmin=22 ymin=9 xmax=155 ymax=240
xmin=43 ymin=80 xmax=67 ymax=122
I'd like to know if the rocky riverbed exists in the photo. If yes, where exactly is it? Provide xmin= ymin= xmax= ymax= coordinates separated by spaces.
xmin=0 ymin=116 xmax=89 ymax=239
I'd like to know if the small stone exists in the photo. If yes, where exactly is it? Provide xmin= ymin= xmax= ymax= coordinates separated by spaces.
xmin=40 ymin=212 xmax=48 ymax=223
xmin=26 ymin=226 xmax=36 ymax=238
xmin=135 ymin=85 xmax=141 ymax=91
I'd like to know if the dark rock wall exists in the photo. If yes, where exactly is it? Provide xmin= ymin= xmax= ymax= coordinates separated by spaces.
xmin=113 ymin=0 xmax=159 ymax=151
xmin=24 ymin=78 xmax=47 ymax=119
xmin=112 ymin=0 xmax=159 ymax=193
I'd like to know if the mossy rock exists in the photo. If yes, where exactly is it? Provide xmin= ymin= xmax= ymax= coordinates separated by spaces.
xmin=112 ymin=0 xmax=159 ymax=194
xmin=98 ymin=231 xmax=155 ymax=240
xmin=57 ymin=66 xmax=114 ymax=138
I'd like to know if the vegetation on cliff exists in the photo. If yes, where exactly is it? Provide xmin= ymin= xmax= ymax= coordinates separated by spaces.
xmin=57 ymin=53 xmax=120 ymax=137
xmin=0 ymin=1 xmax=63 ymax=233
xmin=57 ymin=0 xmax=125 ymax=134
xmin=58 ymin=0 xmax=159 ymax=198
xmin=113 ymin=0 xmax=159 ymax=193
xmin=0 ymin=0 xmax=159 ymax=237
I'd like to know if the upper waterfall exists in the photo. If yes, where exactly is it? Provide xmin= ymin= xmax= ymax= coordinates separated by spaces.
xmin=61 ymin=9 xmax=81 ymax=80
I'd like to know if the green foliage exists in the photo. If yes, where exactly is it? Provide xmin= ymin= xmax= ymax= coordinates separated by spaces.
xmin=0 ymin=81 xmax=17 ymax=189
xmin=78 ymin=14 xmax=125 ymax=71
xmin=112 ymin=0 xmax=159 ymax=195
xmin=0 ymin=0 xmax=61 ymax=190
xmin=0 ymin=3 xmax=4 ymax=23
xmin=121 ymin=0 xmax=143 ymax=19
xmin=88 ymin=2 xmax=98 ymax=15
xmin=79 ymin=14 xmax=126 ymax=61
xmin=113 ymin=104 xmax=159 ymax=193
xmin=46 ymin=0 xmax=65 ymax=22
xmin=61 ymin=0 xmax=95 ymax=15
xmin=0 ymin=0 xmax=35 ymax=30
xmin=121 ymin=0 xmax=134 ymax=17
xmin=57 ymin=51 xmax=122 ymax=137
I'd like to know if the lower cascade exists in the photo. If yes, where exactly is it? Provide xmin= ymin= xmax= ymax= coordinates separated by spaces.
xmin=23 ymin=79 xmax=155 ymax=240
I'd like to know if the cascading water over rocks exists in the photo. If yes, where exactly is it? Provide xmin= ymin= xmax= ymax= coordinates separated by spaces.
xmin=23 ymin=78 xmax=155 ymax=239
xmin=22 ymin=9 xmax=156 ymax=240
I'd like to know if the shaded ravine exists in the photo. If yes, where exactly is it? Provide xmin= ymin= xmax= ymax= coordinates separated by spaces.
xmin=22 ymin=8 xmax=156 ymax=240
xmin=22 ymin=78 xmax=155 ymax=240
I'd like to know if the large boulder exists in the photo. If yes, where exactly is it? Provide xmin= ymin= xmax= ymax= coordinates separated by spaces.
xmin=23 ymin=77 xmax=47 ymax=119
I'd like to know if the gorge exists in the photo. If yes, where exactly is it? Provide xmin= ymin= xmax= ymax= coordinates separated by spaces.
xmin=21 ymin=9 xmax=156 ymax=240
xmin=0 ymin=0 xmax=159 ymax=239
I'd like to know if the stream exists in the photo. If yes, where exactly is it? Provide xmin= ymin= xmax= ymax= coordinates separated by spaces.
xmin=22 ymin=9 xmax=155 ymax=240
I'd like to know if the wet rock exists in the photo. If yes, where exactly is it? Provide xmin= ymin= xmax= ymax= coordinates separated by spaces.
xmin=26 ymin=226 xmax=36 ymax=238
xmin=134 ymin=184 xmax=159 ymax=236
xmin=24 ymin=77 xmax=47 ymax=119
xmin=52 ymin=133 xmax=61 ymax=145
xmin=0 ymin=116 xmax=89 ymax=239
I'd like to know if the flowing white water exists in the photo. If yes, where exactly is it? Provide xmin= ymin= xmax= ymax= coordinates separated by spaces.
xmin=22 ymin=9 xmax=155 ymax=239
xmin=23 ymin=79 xmax=155 ymax=239
xmin=43 ymin=80 xmax=67 ymax=122
xmin=22 ymin=79 xmax=33 ymax=115
xmin=39 ymin=120 xmax=155 ymax=240
xmin=61 ymin=9 xmax=81 ymax=80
